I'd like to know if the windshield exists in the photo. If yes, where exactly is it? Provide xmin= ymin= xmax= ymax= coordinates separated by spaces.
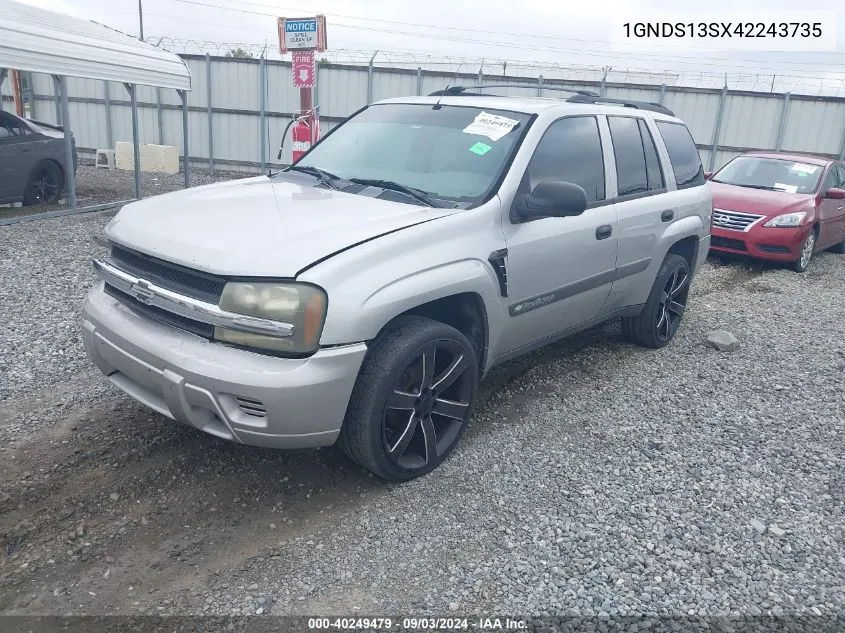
xmin=711 ymin=156 xmax=823 ymax=194
xmin=289 ymin=103 xmax=531 ymax=205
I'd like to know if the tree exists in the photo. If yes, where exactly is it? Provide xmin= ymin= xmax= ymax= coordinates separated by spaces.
xmin=225 ymin=47 xmax=254 ymax=59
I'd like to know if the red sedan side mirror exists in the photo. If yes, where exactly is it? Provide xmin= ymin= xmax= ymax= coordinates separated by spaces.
xmin=704 ymin=171 xmax=713 ymax=180
xmin=824 ymin=187 xmax=845 ymax=200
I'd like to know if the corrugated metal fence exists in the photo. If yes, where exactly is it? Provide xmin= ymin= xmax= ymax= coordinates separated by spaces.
xmin=3 ymin=53 xmax=845 ymax=175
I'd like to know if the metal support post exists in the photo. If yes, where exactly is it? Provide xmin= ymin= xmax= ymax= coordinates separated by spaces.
xmin=179 ymin=89 xmax=190 ymax=188
xmin=52 ymin=75 xmax=76 ymax=209
xmin=658 ymin=84 xmax=666 ymax=105
xmin=416 ymin=67 xmax=423 ymax=96
xmin=839 ymin=128 xmax=845 ymax=161
xmin=102 ymin=81 xmax=113 ymax=149
xmin=774 ymin=93 xmax=790 ymax=151
xmin=537 ymin=75 xmax=544 ymax=97
xmin=53 ymin=79 xmax=62 ymax=124
xmin=708 ymin=84 xmax=728 ymax=172
xmin=156 ymin=88 xmax=164 ymax=145
xmin=0 ymin=69 xmax=6 ymax=112
xmin=125 ymin=83 xmax=141 ymax=200
xmin=206 ymin=53 xmax=214 ymax=172
xmin=367 ymin=50 xmax=378 ymax=104
xmin=259 ymin=56 xmax=267 ymax=172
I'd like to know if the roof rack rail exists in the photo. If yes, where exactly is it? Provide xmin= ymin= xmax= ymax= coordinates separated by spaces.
xmin=428 ymin=84 xmax=599 ymax=97
xmin=564 ymin=94 xmax=675 ymax=116
xmin=426 ymin=84 xmax=676 ymax=117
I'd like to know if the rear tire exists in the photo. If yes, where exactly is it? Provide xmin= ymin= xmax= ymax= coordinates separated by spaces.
xmin=338 ymin=316 xmax=479 ymax=481
xmin=23 ymin=161 xmax=64 ymax=206
xmin=621 ymin=253 xmax=690 ymax=349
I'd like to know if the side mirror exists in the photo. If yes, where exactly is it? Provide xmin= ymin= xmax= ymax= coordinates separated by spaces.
xmin=514 ymin=180 xmax=588 ymax=221
xmin=823 ymin=187 xmax=845 ymax=200
xmin=704 ymin=171 xmax=713 ymax=180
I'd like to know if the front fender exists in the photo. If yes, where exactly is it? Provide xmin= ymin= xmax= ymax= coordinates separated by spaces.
xmin=318 ymin=258 xmax=505 ymax=350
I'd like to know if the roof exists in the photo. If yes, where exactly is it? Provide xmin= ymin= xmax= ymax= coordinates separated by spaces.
xmin=0 ymin=0 xmax=191 ymax=90
xmin=376 ymin=95 xmax=680 ymax=121
xmin=742 ymin=151 xmax=834 ymax=166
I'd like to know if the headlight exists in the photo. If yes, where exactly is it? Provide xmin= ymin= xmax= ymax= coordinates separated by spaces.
xmin=214 ymin=282 xmax=327 ymax=354
xmin=764 ymin=212 xmax=806 ymax=228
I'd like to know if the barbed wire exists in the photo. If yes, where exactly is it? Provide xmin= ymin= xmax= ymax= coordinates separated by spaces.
xmin=152 ymin=37 xmax=845 ymax=97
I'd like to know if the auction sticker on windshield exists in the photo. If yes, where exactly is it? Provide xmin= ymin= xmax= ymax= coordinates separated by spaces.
xmin=774 ymin=182 xmax=799 ymax=193
xmin=790 ymin=163 xmax=819 ymax=175
xmin=463 ymin=111 xmax=520 ymax=141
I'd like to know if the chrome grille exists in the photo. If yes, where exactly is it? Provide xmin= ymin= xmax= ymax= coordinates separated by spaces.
xmin=235 ymin=396 xmax=267 ymax=418
xmin=712 ymin=209 xmax=765 ymax=232
xmin=110 ymin=244 xmax=226 ymax=303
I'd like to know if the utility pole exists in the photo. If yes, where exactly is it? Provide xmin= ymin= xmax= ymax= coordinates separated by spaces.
xmin=138 ymin=0 xmax=144 ymax=41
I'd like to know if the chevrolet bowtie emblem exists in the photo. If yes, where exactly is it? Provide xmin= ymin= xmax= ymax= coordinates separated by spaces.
xmin=129 ymin=280 xmax=155 ymax=304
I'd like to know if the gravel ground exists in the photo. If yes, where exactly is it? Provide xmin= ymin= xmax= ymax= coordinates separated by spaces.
xmin=0 ymin=207 xmax=843 ymax=629
xmin=0 ymin=164 xmax=249 ymax=222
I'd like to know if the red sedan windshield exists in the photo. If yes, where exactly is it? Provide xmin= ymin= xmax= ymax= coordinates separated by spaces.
xmin=711 ymin=156 xmax=823 ymax=194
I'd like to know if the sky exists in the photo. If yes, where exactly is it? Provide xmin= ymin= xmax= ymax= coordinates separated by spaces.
xmin=14 ymin=0 xmax=845 ymax=94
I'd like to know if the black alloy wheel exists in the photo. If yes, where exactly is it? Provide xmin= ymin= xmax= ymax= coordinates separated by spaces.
xmin=654 ymin=265 xmax=690 ymax=345
xmin=621 ymin=253 xmax=691 ymax=349
xmin=382 ymin=339 xmax=474 ymax=471
xmin=339 ymin=316 xmax=479 ymax=481
xmin=24 ymin=162 xmax=63 ymax=206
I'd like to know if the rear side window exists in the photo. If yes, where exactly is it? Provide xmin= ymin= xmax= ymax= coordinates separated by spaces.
xmin=524 ymin=116 xmax=605 ymax=204
xmin=608 ymin=117 xmax=648 ymax=197
xmin=0 ymin=114 xmax=29 ymax=139
xmin=656 ymin=121 xmax=705 ymax=189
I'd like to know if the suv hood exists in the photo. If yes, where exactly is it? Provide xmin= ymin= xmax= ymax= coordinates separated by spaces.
xmin=105 ymin=175 xmax=458 ymax=277
xmin=707 ymin=180 xmax=815 ymax=216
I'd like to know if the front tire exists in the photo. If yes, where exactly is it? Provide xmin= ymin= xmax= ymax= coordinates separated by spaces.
xmin=791 ymin=229 xmax=816 ymax=273
xmin=339 ymin=316 xmax=479 ymax=481
xmin=621 ymin=253 xmax=690 ymax=349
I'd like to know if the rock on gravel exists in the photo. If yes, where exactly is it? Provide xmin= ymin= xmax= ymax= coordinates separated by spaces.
xmin=769 ymin=525 xmax=787 ymax=538
xmin=705 ymin=329 xmax=740 ymax=351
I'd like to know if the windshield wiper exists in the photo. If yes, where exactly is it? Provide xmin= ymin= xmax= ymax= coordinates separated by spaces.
xmin=715 ymin=181 xmax=777 ymax=191
xmin=285 ymin=165 xmax=341 ymax=190
xmin=348 ymin=178 xmax=439 ymax=208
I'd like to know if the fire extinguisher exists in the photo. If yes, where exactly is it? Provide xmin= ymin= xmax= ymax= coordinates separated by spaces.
xmin=276 ymin=111 xmax=321 ymax=165
xmin=291 ymin=116 xmax=312 ymax=163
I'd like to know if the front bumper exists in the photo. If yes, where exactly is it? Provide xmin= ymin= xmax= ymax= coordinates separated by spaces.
xmin=82 ymin=282 xmax=367 ymax=449
xmin=709 ymin=225 xmax=809 ymax=262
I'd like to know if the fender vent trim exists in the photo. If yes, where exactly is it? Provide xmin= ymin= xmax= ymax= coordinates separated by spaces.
xmin=488 ymin=249 xmax=508 ymax=298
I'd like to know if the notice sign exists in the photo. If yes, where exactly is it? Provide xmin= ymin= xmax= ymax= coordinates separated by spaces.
xmin=278 ymin=15 xmax=327 ymax=53
xmin=292 ymin=50 xmax=316 ymax=88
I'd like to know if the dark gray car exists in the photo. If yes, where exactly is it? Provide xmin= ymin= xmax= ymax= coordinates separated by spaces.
xmin=0 ymin=110 xmax=77 ymax=206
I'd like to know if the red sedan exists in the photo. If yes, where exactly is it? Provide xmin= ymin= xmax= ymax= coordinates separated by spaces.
xmin=706 ymin=152 xmax=845 ymax=272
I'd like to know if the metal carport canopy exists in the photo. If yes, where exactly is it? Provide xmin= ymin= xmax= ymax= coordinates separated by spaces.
xmin=0 ymin=0 xmax=191 ymax=90
xmin=0 ymin=0 xmax=193 ymax=225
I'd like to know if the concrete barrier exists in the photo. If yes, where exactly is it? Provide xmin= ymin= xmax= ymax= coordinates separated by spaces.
xmin=115 ymin=142 xmax=179 ymax=174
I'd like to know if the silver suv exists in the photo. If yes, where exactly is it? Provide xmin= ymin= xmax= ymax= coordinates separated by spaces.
xmin=82 ymin=87 xmax=712 ymax=481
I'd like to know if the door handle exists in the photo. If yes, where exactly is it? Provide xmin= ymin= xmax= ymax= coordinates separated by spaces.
xmin=595 ymin=225 xmax=613 ymax=240
xmin=661 ymin=209 xmax=674 ymax=222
